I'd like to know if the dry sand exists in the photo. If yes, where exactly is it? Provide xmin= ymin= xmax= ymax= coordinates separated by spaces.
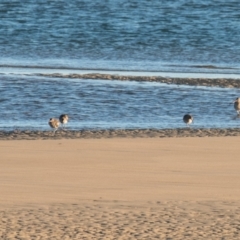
xmin=1 ymin=137 xmax=240 ymax=239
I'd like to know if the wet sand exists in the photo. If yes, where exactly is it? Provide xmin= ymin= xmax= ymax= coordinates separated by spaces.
xmin=1 ymin=128 xmax=240 ymax=140
xmin=38 ymin=73 xmax=240 ymax=88
xmin=1 ymin=137 xmax=240 ymax=239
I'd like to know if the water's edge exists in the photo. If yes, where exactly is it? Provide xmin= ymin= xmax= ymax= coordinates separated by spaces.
xmin=1 ymin=128 xmax=240 ymax=140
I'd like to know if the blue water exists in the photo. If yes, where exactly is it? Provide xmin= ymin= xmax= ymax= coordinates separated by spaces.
xmin=1 ymin=75 xmax=240 ymax=131
xmin=0 ymin=0 xmax=240 ymax=73
xmin=0 ymin=0 xmax=240 ymax=130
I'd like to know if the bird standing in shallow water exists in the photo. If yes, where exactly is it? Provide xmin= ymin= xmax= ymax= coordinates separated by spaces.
xmin=59 ymin=114 xmax=69 ymax=128
xmin=183 ymin=114 xmax=193 ymax=127
xmin=48 ymin=118 xmax=60 ymax=134
xmin=233 ymin=98 xmax=240 ymax=115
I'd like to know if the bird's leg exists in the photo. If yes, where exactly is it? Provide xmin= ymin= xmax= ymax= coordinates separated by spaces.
xmin=53 ymin=128 xmax=57 ymax=136
xmin=62 ymin=124 xmax=67 ymax=131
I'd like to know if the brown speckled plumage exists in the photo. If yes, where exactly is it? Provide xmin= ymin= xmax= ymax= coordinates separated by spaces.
xmin=48 ymin=118 xmax=60 ymax=130
xmin=59 ymin=114 xmax=69 ymax=125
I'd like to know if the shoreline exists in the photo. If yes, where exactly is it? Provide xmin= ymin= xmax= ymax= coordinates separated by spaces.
xmin=1 ymin=128 xmax=240 ymax=140
xmin=37 ymin=73 xmax=240 ymax=88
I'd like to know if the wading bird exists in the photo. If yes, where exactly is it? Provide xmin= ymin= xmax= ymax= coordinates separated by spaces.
xmin=183 ymin=114 xmax=193 ymax=127
xmin=48 ymin=118 xmax=60 ymax=134
xmin=233 ymin=98 xmax=240 ymax=115
xmin=59 ymin=114 xmax=69 ymax=128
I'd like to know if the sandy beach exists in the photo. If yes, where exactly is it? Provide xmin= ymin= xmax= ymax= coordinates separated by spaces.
xmin=1 ymin=137 xmax=240 ymax=239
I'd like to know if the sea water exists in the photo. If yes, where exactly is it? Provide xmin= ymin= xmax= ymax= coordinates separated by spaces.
xmin=1 ymin=75 xmax=240 ymax=131
xmin=0 ymin=0 xmax=240 ymax=130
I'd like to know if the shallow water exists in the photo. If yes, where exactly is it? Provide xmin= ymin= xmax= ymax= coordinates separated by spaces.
xmin=1 ymin=75 xmax=240 ymax=131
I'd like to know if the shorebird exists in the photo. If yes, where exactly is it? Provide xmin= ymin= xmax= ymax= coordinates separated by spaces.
xmin=183 ymin=114 xmax=193 ymax=127
xmin=48 ymin=118 xmax=60 ymax=134
xmin=59 ymin=114 xmax=69 ymax=128
xmin=233 ymin=98 xmax=240 ymax=114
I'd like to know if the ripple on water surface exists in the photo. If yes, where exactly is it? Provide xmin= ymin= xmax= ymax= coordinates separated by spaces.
xmin=1 ymin=76 xmax=240 ymax=131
